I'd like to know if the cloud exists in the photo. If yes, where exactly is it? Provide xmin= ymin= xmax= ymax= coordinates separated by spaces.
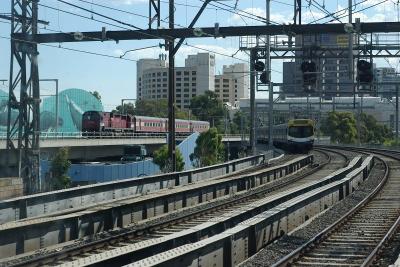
xmin=229 ymin=7 xmax=292 ymax=25
xmin=110 ymin=0 xmax=147 ymax=5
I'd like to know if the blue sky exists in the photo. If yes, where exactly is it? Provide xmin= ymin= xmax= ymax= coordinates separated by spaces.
xmin=0 ymin=0 xmax=398 ymax=110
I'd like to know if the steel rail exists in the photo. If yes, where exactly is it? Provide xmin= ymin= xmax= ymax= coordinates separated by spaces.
xmin=272 ymin=146 xmax=398 ymax=267
xmin=7 ymin=151 xmax=335 ymax=267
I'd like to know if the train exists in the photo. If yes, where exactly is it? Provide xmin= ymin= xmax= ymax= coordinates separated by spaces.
xmin=257 ymin=119 xmax=315 ymax=152
xmin=81 ymin=110 xmax=210 ymax=135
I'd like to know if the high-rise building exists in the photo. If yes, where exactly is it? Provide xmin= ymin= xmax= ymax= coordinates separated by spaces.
xmin=282 ymin=34 xmax=357 ymax=98
xmin=136 ymin=53 xmax=215 ymax=110
xmin=374 ymin=67 xmax=400 ymax=98
xmin=215 ymin=63 xmax=249 ymax=106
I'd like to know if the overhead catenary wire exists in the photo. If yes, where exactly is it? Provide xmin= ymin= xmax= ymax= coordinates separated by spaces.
xmin=38 ymin=1 xmax=283 ymax=71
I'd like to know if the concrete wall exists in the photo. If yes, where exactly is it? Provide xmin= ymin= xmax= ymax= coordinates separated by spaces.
xmin=0 ymin=177 xmax=23 ymax=200
xmin=0 ymin=153 xmax=270 ymax=224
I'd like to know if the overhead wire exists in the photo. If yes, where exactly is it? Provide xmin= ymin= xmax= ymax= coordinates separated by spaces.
xmin=44 ymin=1 xmax=269 ymax=68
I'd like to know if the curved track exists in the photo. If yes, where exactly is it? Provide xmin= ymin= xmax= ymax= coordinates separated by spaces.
xmin=273 ymin=147 xmax=400 ymax=267
xmin=2 ymin=150 xmax=349 ymax=267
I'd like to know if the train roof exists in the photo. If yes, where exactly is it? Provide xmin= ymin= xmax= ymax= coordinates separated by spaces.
xmin=132 ymin=115 xmax=209 ymax=124
xmin=83 ymin=111 xmax=209 ymax=124
xmin=288 ymin=119 xmax=315 ymax=126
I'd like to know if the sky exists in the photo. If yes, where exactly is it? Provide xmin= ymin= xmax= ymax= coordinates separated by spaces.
xmin=0 ymin=0 xmax=399 ymax=111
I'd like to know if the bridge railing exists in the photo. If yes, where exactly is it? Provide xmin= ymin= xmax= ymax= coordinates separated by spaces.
xmin=0 ymin=132 xmax=248 ymax=140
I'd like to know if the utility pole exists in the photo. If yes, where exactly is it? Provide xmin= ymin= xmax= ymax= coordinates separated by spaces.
xmin=396 ymin=86 xmax=399 ymax=141
xmin=7 ymin=0 xmax=41 ymax=194
xmin=250 ymin=50 xmax=256 ymax=155
xmin=266 ymin=0 xmax=273 ymax=151
xmin=167 ymin=0 xmax=176 ymax=172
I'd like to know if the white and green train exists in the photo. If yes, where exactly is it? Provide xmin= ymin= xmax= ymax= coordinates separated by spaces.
xmin=257 ymin=119 xmax=315 ymax=152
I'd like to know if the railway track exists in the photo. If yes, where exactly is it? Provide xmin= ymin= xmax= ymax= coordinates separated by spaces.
xmin=1 ymin=149 xmax=354 ymax=267
xmin=271 ymin=147 xmax=400 ymax=267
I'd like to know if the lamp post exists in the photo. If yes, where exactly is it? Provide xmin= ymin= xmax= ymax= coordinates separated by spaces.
xmin=121 ymin=98 xmax=136 ymax=115
xmin=40 ymin=79 xmax=59 ymax=133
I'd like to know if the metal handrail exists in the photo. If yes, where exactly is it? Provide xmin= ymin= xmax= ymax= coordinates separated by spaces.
xmin=0 ymin=132 xmax=249 ymax=140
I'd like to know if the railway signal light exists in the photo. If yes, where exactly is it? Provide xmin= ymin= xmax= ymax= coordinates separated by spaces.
xmin=301 ymin=61 xmax=317 ymax=86
xmin=260 ymin=71 xmax=269 ymax=84
xmin=357 ymin=60 xmax=373 ymax=83
xmin=253 ymin=60 xmax=269 ymax=84
xmin=254 ymin=61 xmax=265 ymax=72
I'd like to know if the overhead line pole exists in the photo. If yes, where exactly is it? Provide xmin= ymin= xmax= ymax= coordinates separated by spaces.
xmin=250 ymin=50 xmax=256 ymax=155
xmin=168 ymin=0 xmax=176 ymax=172
xmin=267 ymin=0 xmax=273 ymax=151
xmin=167 ymin=0 xmax=210 ymax=172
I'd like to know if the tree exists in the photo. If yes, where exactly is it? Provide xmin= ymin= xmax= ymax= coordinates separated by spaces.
xmin=231 ymin=111 xmax=250 ymax=134
xmin=190 ymin=127 xmax=225 ymax=167
xmin=90 ymin=91 xmax=102 ymax=102
xmin=359 ymin=113 xmax=393 ymax=144
xmin=113 ymin=99 xmax=190 ymax=119
xmin=190 ymin=91 xmax=226 ymax=127
xmin=50 ymin=147 xmax=72 ymax=190
xmin=153 ymin=145 xmax=185 ymax=172
xmin=320 ymin=111 xmax=357 ymax=144
xmin=113 ymin=103 xmax=136 ymax=115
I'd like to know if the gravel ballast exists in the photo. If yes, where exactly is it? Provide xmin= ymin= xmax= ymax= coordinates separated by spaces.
xmin=241 ymin=160 xmax=386 ymax=267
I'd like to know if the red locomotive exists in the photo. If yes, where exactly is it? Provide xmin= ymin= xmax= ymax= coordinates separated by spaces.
xmin=82 ymin=111 xmax=209 ymax=135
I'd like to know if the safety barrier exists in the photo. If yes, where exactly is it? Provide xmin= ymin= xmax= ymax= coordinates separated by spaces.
xmin=129 ymin=156 xmax=374 ymax=267
xmin=0 ymin=153 xmax=313 ymax=258
xmin=0 ymin=152 xmax=272 ymax=224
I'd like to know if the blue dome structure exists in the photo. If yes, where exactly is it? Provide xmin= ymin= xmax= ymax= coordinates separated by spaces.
xmin=41 ymin=88 xmax=104 ymax=133
xmin=0 ymin=88 xmax=103 ymax=134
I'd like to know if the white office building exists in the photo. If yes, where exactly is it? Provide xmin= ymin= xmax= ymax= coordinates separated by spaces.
xmin=215 ymin=63 xmax=249 ymax=106
xmin=136 ymin=53 xmax=215 ymax=110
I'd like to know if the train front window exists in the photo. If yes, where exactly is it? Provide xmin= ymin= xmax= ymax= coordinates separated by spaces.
xmin=288 ymin=126 xmax=313 ymax=138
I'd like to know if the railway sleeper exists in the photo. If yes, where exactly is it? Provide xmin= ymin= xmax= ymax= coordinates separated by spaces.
xmin=58 ymin=155 xmax=374 ymax=267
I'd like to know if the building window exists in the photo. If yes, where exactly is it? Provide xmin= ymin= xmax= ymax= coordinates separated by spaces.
xmin=176 ymin=83 xmax=181 ymax=87
xmin=223 ymin=79 xmax=229 ymax=82
xmin=192 ymin=83 xmax=196 ymax=86
xmin=192 ymin=77 xmax=196 ymax=81
xmin=184 ymin=71 xmax=189 ymax=75
xmin=192 ymin=71 xmax=196 ymax=75
xmin=184 ymin=94 xmax=189 ymax=97
xmin=176 ymin=77 xmax=181 ymax=81
xmin=177 ymin=94 xmax=181 ymax=98
xmin=163 ymin=72 xmax=167 ymax=76
xmin=184 ymin=83 xmax=189 ymax=86
xmin=176 ymin=71 xmax=181 ymax=75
